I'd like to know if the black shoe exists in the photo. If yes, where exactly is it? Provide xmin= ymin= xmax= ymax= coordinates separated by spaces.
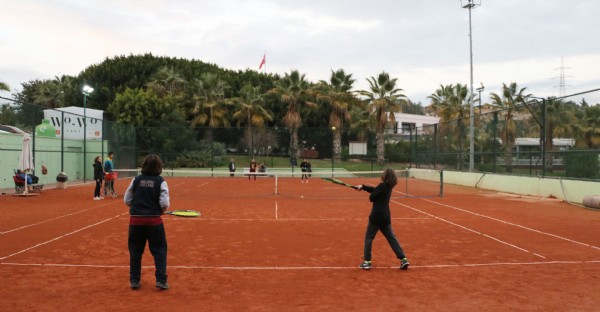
xmin=400 ymin=258 xmax=410 ymax=270
xmin=359 ymin=260 xmax=371 ymax=270
xmin=130 ymin=281 xmax=140 ymax=289
xmin=155 ymin=281 xmax=169 ymax=290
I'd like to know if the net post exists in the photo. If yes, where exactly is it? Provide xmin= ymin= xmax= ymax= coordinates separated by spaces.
xmin=404 ymin=169 xmax=409 ymax=198
xmin=439 ymin=170 xmax=444 ymax=197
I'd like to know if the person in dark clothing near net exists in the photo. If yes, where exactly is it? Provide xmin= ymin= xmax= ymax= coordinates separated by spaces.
xmin=354 ymin=168 xmax=409 ymax=270
xmin=300 ymin=158 xmax=310 ymax=183
xmin=93 ymin=156 xmax=104 ymax=200
xmin=248 ymin=158 xmax=257 ymax=181
xmin=123 ymin=154 xmax=170 ymax=290
xmin=228 ymin=159 xmax=236 ymax=177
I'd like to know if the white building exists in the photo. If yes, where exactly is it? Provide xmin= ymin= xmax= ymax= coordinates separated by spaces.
xmin=387 ymin=113 xmax=440 ymax=135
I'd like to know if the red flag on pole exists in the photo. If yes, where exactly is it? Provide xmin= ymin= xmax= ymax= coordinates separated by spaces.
xmin=259 ymin=53 xmax=266 ymax=70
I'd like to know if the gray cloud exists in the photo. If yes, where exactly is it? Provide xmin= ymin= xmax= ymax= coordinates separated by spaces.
xmin=1 ymin=0 xmax=598 ymax=104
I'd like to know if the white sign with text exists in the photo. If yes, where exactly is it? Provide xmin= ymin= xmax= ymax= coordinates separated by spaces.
xmin=43 ymin=107 xmax=104 ymax=140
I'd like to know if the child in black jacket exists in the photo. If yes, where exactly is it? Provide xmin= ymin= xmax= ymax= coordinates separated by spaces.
xmin=124 ymin=154 xmax=170 ymax=290
xmin=355 ymin=168 xmax=409 ymax=270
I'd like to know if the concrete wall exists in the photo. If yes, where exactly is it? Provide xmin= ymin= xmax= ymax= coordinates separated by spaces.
xmin=409 ymin=168 xmax=600 ymax=205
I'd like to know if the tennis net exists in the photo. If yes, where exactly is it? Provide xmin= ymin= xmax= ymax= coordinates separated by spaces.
xmin=114 ymin=168 xmax=443 ymax=199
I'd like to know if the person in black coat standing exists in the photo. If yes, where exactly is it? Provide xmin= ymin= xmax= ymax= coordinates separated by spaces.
xmin=228 ymin=159 xmax=236 ymax=177
xmin=93 ymin=156 xmax=104 ymax=200
xmin=300 ymin=158 xmax=309 ymax=183
xmin=355 ymin=168 xmax=409 ymax=270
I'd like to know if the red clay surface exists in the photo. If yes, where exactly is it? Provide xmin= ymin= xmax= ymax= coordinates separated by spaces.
xmin=1 ymin=176 xmax=599 ymax=311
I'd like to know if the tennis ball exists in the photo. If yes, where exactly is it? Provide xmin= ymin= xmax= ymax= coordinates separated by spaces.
xmin=300 ymin=195 xmax=304 ymax=198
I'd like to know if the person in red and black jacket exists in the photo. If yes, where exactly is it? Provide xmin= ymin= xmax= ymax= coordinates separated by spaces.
xmin=249 ymin=158 xmax=257 ymax=181
xmin=354 ymin=168 xmax=410 ymax=271
xmin=124 ymin=154 xmax=170 ymax=290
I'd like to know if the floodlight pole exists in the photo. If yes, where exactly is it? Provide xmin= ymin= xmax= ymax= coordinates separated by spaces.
xmin=462 ymin=0 xmax=480 ymax=172
xmin=82 ymin=85 xmax=94 ymax=183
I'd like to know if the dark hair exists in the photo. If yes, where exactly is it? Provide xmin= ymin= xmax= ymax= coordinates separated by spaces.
xmin=381 ymin=168 xmax=398 ymax=188
xmin=141 ymin=154 xmax=163 ymax=176
xmin=108 ymin=151 xmax=115 ymax=156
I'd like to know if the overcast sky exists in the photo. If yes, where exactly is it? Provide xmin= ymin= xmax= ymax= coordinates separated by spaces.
xmin=1 ymin=0 xmax=599 ymax=106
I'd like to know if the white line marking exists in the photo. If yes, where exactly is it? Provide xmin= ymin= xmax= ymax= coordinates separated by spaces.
xmin=420 ymin=197 xmax=600 ymax=251
xmin=392 ymin=200 xmax=546 ymax=258
xmin=158 ymin=217 xmax=431 ymax=222
xmin=0 ymin=212 xmax=128 ymax=261
xmin=0 ymin=202 xmax=115 ymax=235
xmin=275 ymin=201 xmax=278 ymax=220
xmin=2 ymin=260 xmax=599 ymax=270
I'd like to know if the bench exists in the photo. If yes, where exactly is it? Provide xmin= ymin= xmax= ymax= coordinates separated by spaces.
xmin=13 ymin=175 xmax=44 ymax=194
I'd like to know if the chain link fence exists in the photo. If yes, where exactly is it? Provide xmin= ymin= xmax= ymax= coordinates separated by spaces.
xmin=2 ymin=96 xmax=598 ymax=189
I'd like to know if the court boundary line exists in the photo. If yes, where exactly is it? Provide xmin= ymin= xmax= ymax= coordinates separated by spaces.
xmin=0 ymin=201 xmax=116 ymax=235
xmin=2 ymin=260 xmax=599 ymax=270
xmin=0 ymin=212 xmax=129 ymax=261
xmin=157 ymin=217 xmax=432 ymax=221
xmin=419 ymin=197 xmax=600 ymax=251
xmin=392 ymin=200 xmax=547 ymax=259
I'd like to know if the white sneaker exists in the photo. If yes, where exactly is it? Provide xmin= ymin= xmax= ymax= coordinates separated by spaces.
xmin=99 ymin=196 xmax=104 ymax=199
xmin=93 ymin=197 xmax=101 ymax=200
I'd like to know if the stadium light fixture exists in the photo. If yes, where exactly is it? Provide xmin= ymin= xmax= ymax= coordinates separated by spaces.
xmin=476 ymin=83 xmax=485 ymax=113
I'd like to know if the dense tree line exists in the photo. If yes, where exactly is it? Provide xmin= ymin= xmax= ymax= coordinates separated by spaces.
xmin=2 ymin=53 xmax=599 ymax=168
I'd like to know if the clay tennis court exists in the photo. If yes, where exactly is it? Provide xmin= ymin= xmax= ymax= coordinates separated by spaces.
xmin=1 ymin=172 xmax=599 ymax=311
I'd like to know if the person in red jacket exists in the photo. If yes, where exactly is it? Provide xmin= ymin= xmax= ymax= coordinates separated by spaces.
xmin=248 ymin=158 xmax=257 ymax=181
xmin=355 ymin=168 xmax=409 ymax=270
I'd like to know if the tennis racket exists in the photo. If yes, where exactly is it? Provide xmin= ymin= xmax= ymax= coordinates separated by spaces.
xmin=165 ymin=210 xmax=201 ymax=217
xmin=322 ymin=177 xmax=358 ymax=189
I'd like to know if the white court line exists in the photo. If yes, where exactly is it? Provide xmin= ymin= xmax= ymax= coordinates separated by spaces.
xmin=159 ymin=217 xmax=431 ymax=221
xmin=2 ymin=260 xmax=599 ymax=270
xmin=0 ymin=212 xmax=129 ymax=261
xmin=392 ymin=200 xmax=546 ymax=259
xmin=0 ymin=201 xmax=115 ymax=235
xmin=420 ymin=197 xmax=600 ymax=251
xmin=275 ymin=201 xmax=278 ymax=220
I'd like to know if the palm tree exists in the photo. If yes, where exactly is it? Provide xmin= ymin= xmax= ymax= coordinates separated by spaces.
xmin=489 ymin=82 xmax=530 ymax=172
xmin=428 ymin=84 xmax=471 ymax=170
xmin=312 ymin=69 xmax=357 ymax=160
xmin=358 ymin=72 xmax=406 ymax=165
xmin=350 ymin=102 xmax=373 ymax=142
xmin=147 ymin=66 xmax=187 ymax=97
xmin=543 ymin=98 xmax=576 ymax=171
xmin=573 ymin=105 xmax=600 ymax=148
xmin=0 ymin=80 xmax=9 ymax=91
xmin=268 ymin=70 xmax=316 ymax=161
xmin=31 ymin=76 xmax=74 ymax=108
xmin=231 ymin=84 xmax=273 ymax=156
xmin=189 ymin=73 xmax=231 ymax=132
